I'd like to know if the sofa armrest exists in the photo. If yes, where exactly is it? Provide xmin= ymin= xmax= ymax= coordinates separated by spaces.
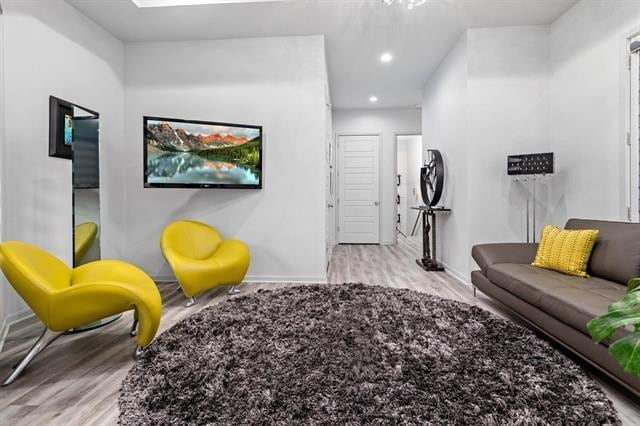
xmin=472 ymin=243 xmax=538 ymax=274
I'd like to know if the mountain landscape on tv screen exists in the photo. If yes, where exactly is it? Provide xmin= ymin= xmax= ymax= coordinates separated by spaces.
xmin=147 ymin=121 xmax=257 ymax=151
xmin=145 ymin=120 xmax=261 ymax=186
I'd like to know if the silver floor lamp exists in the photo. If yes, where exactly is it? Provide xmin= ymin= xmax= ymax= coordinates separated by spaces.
xmin=508 ymin=153 xmax=555 ymax=243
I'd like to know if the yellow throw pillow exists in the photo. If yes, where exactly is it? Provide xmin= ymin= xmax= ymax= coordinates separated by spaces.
xmin=532 ymin=225 xmax=599 ymax=278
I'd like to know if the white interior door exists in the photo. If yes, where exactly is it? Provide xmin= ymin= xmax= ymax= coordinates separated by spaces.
xmin=338 ymin=135 xmax=380 ymax=244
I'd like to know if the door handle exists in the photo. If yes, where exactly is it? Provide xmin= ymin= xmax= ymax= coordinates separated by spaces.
xmin=374 ymin=201 xmax=379 ymax=206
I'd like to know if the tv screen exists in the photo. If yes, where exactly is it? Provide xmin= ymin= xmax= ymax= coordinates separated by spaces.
xmin=144 ymin=116 xmax=262 ymax=189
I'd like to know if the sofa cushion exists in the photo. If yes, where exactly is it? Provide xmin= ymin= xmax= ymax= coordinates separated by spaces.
xmin=471 ymin=243 xmax=538 ymax=274
xmin=565 ymin=218 xmax=640 ymax=285
xmin=486 ymin=263 xmax=628 ymax=339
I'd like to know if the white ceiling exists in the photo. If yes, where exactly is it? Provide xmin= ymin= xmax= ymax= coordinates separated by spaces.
xmin=67 ymin=0 xmax=576 ymax=109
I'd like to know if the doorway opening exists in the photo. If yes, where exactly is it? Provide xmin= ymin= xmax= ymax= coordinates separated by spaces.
xmin=396 ymin=135 xmax=422 ymax=239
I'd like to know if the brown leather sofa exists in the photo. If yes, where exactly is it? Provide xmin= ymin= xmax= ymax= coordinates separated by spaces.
xmin=471 ymin=218 xmax=640 ymax=398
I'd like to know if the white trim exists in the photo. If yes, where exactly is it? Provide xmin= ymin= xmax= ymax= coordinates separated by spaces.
xmin=0 ymin=0 xmax=5 ymax=351
xmin=6 ymin=309 xmax=35 ymax=325
xmin=325 ymin=243 xmax=334 ymax=272
xmin=152 ymin=275 xmax=328 ymax=284
xmin=132 ymin=0 xmax=284 ymax=7
xmin=0 ymin=318 xmax=7 ymax=353
xmin=335 ymin=132 xmax=382 ymax=245
xmin=0 ymin=310 xmax=36 ymax=353
xmin=245 ymin=275 xmax=328 ymax=284
xmin=437 ymin=259 xmax=471 ymax=286
xmin=629 ymin=52 xmax=638 ymax=221
xmin=626 ymin=29 xmax=640 ymax=222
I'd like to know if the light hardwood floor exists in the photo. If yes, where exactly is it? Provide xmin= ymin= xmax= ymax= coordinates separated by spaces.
xmin=0 ymin=236 xmax=638 ymax=425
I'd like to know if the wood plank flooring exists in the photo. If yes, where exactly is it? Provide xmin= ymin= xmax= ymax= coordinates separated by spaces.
xmin=0 ymin=236 xmax=638 ymax=424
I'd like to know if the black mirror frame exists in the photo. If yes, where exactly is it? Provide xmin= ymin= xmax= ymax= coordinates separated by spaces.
xmin=48 ymin=96 xmax=99 ymax=160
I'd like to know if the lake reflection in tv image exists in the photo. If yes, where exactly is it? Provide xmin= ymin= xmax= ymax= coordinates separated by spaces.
xmin=147 ymin=151 xmax=259 ymax=185
xmin=145 ymin=119 xmax=261 ymax=187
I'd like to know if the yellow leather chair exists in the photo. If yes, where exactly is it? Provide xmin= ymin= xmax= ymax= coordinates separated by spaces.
xmin=0 ymin=241 xmax=162 ymax=385
xmin=161 ymin=221 xmax=250 ymax=306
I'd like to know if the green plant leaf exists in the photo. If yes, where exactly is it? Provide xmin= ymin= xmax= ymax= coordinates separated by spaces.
xmin=608 ymin=290 xmax=640 ymax=313
xmin=609 ymin=333 xmax=640 ymax=375
xmin=627 ymin=278 xmax=640 ymax=294
xmin=587 ymin=308 xmax=640 ymax=342
xmin=588 ymin=277 xmax=640 ymax=376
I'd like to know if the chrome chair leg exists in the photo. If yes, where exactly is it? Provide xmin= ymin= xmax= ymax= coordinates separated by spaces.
xmin=185 ymin=296 xmax=198 ymax=307
xmin=227 ymin=285 xmax=241 ymax=295
xmin=129 ymin=309 xmax=139 ymax=337
xmin=3 ymin=328 xmax=64 ymax=386
xmin=133 ymin=345 xmax=145 ymax=360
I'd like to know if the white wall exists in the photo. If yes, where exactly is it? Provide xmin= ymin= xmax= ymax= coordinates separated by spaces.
xmin=423 ymin=26 xmax=549 ymax=282
xmin=124 ymin=36 xmax=328 ymax=283
xmin=0 ymin=4 xmax=6 ymax=339
xmin=0 ymin=10 xmax=329 ymax=331
xmin=422 ymin=33 xmax=470 ymax=281
xmin=466 ymin=26 xmax=551 ymax=275
xmin=1 ymin=0 xmax=124 ymax=323
xmin=332 ymin=107 xmax=421 ymax=244
xmin=423 ymin=0 xmax=640 ymax=282
xmin=548 ymin=0 xmax=640 ymax=224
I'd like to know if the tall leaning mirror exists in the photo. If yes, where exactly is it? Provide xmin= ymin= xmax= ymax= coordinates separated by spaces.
xmin=70 ymin=102 xmax=121 ymax=330
xmin=72 ymin=105 xmax=100 ymax=267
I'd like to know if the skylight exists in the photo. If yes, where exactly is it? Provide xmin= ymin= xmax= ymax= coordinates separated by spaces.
xmin=131 ymin=0 xmax=284 ymax=7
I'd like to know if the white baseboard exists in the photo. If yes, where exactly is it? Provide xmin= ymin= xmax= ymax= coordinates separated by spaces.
xmin=437 ymin=259 xmax=471 ymax=286
xmin=6 ymin=309 xmax=34 ymax=324
xmin=0 ymin=318 xmax=7 ymax=353
xmin=245 ymin=275 xmax=328 ymax=284
xmin=0 ymin=309 xmax=36 ymax=352
xmin=152 ymin=275 xmax=328 ymax=284
xmin=153 ymin=275 xmax=177 ymax=283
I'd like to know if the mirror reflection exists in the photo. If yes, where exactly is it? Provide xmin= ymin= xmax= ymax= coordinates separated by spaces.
xmin=72 ymin=105 xmax=100 ymax=267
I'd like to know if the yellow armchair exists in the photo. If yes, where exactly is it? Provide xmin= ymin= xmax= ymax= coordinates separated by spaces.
xmin=0 ymin=241 xmax=162 ymax=385
xmin=161 ymin=221 xmax=250 ymax=306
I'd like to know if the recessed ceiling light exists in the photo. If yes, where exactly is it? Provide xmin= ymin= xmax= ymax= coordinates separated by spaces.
xmin=131 ymin=0 xmax=284 ymax=7
xmin=380 ymin=53 xmax=393 ymax=63
xmin=369 ymin=96 xmax=378 ymax=103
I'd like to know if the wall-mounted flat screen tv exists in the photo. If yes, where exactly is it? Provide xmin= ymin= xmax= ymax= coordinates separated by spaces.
xmin=144 ymin=116 xmax=262 ymax=189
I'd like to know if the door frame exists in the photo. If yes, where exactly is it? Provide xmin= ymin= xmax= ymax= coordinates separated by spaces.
xmin=625 ymin=28 xmax=640 ymax=222
xmin=335 ymin=132 xmax=382 ymax=244
xmin=393 ymin=133 xmax=423 ymax=241
xmin=0 ymin=4 xmax=7 ymax=351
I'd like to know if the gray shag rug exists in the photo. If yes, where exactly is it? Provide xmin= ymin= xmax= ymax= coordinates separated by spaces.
xmin=119 ymin=284 xmax=620 ymax=425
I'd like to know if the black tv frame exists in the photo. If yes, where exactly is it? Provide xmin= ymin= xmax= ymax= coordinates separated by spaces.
xmin=143 ymin=116 xmax=263 ymax=189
